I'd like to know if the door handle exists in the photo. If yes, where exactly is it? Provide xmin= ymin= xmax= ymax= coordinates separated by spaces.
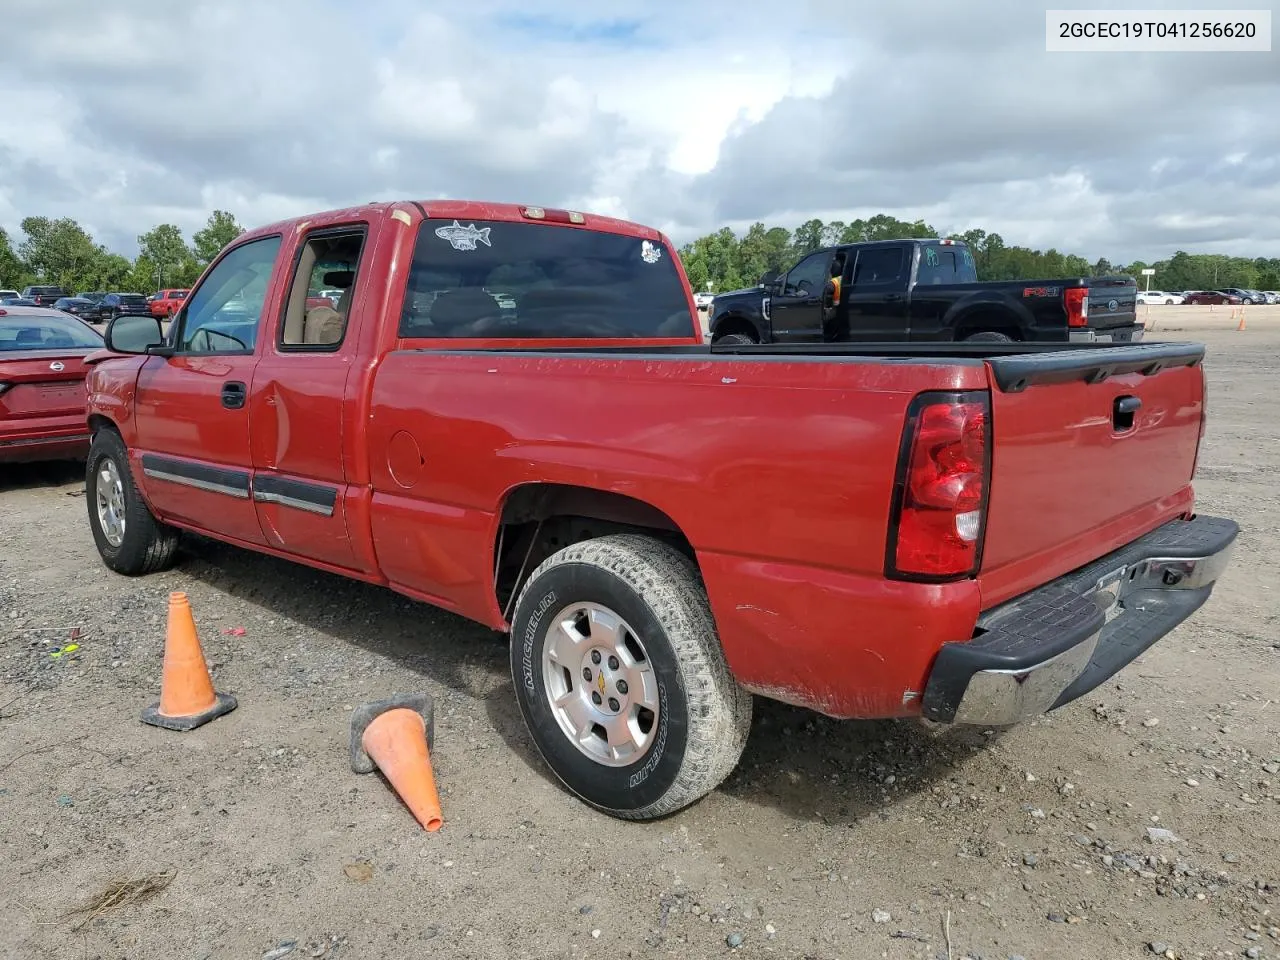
xmin=883 ymin=294 xmax=904 ymax=302
xmin=221 ymin=381 xmax=247 ymax=410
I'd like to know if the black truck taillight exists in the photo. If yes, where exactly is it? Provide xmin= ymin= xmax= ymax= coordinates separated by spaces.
xmin=886 ymin=391 xmax=991 ymax=581
xmin=1064 ymin=287 xmax=1089 ymax=327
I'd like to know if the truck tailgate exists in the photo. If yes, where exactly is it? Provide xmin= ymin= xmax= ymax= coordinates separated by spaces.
xmin=978 ymin=343 xmax=1204 ymax=607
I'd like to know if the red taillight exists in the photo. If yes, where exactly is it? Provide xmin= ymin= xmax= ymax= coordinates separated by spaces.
xmin=1064 ymin=287 xmax=1089 ymax=327
xmin=887 ymin=392 xmax=990 ymax=581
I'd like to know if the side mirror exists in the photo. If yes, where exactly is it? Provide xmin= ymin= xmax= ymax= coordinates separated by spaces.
xmin=758 ymin=270 xmax=780 ymax=288
xmin=105 ymin=314 xmax=167 ymax=355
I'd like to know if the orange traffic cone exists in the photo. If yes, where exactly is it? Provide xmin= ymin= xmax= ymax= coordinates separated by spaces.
xmin=141 ymin=592 xmax=237 ymax=731
xmin=1238 ymin=306 xmax=1247 ymax=331
xmin=350 ymin=693 xmax=442 ymax=831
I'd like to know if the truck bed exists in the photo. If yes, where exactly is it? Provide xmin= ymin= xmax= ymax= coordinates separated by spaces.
xmin=366 ymin=339 xmax=1205 ymax=717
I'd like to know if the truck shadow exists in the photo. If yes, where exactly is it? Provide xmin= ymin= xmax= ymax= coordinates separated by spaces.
xmin=0 ymin=460 xmax=84 ymax=492
xmin=175 ymin=535 xmax=510 ymax=704
xmin=175 ymin=535 xmax=1000 ymax=825
xmin=718 ymin=701 xmax=1003 ymax=824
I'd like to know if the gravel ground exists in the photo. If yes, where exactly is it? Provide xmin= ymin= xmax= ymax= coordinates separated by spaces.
xmin=1 ymin=326 xmax=1277 ymax=960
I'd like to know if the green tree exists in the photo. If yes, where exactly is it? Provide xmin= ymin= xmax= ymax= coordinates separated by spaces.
xmin=191 ymin=209 xmax=244 ymax=265
xmin=0 ymin=226 xmax=31 ymax=289
xmin=137 ymin=224 xmax=192 ymax=291
xmin=791 ymin=218 xmax=826 ymax=257
xmin=18 ymin=216 xmax=102 ymax=291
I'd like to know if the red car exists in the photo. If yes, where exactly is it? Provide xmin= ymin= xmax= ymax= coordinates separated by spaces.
xmin=83 ymin=200 xmax=1237 ymax=820
xmin=1 ymin=306 xmax=103 ymax=463
xmin=1183 ymin=290 xmax=1241 ymax=305
xmin=149 ymin=289 xmax=189 ymax=318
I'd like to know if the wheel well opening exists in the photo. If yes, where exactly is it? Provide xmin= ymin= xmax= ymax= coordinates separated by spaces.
xmin=954 ymin=313 xmax=1021 ymax=340
xmin=493 ymin=484 xmax=696 ymax=620
xmin=710 ymin=315 xmax=758 ymax=342
xmin=88 ymin=414 xmax=118 ymax=436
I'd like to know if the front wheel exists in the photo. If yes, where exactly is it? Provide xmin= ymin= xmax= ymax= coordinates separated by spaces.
xmin=713 ymin=332 xmax=757 ymax=346
xmin=962 ymin=330 xmax=1014 ymax=343
xmin=86 ymin=429 xmax=181 ymax=575
xmin=509 ymin=534 xmax=752 ymax=820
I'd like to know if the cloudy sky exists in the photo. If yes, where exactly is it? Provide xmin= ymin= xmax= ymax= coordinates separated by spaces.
xmin=2 ymin=0 xmax=1276 ymax=263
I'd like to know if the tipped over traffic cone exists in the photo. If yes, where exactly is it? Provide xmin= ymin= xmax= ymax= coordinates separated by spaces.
xmin=350 ymin=693 xmax=441 ymax=831
xmin=141 ymin=592 xmax=238 ymax=731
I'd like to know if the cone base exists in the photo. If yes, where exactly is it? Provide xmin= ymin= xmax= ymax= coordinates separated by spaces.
xmin=349 ymin=693 xmax=435 ymax=774
xmin=141 ymin=692 xmax=238 ymax=731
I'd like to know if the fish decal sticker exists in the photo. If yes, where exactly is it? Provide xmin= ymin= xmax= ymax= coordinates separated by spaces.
xmin=435 ymin=220 xmax=492 ymax=251
xmin=640 ymin=240 xmax=662 ymax=264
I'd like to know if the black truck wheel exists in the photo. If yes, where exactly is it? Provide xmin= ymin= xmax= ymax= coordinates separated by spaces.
xmin=962 ymin=331 xmax=1015 ymax=343
xmin=86 ymin=428 xmax=181 ymax=575
xmin=713 ymin=332 xmax=757 ymax=346
xmin=509 ymin=534 xmax=752 ymax=820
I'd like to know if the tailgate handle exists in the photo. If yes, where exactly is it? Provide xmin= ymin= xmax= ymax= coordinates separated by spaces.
xmin=1113 ymin=394 xmax=1141 ymax=431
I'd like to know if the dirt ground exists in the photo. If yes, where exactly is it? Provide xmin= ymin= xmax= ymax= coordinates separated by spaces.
xmin=1 ymin=322 xmax=1277 ymax=960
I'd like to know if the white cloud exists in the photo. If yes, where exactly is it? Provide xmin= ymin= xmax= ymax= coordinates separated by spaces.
xmin=0 ymin=0 xmax=1276 ymax=264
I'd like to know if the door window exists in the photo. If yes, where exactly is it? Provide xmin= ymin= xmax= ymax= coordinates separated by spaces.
xmin=177 ymin=236 xmax=282 ymax=355
xmin=280 ymin=229 xmax=365 ymax=349
xmin=851 ymin=247 xmax=906 ymax=287
xmin=782 ymin=252 xmax=830 ymax=297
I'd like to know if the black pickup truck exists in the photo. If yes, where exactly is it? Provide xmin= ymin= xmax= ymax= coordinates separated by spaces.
xmin=708 ymin=239 xmax=1142 ymax=345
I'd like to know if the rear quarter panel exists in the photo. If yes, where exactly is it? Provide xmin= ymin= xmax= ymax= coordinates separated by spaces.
xmin=365 ymin=350 xmax=989 ymax=717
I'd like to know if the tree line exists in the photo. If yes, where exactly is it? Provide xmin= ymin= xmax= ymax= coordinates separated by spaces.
xmin=677 ymin=214 xmax=1280 ymax=293
xmin=3 ymin=208 xmax=1277 ymax=297
xmin=0 ymin=211 xmax=244 ymax=295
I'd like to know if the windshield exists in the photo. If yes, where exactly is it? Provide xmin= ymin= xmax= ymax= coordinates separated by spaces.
xmin=916 ymin=243 xmax=979 ymax=285
xmin=399 ymin=219 xmax=694 ymax=339
xmin=0 ymin=313 xmax=104 ymax=351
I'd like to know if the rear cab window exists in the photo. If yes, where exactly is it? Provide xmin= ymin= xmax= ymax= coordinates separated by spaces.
xmin=913 ymin=243 xmax=978 ymax=286
xmin=397 ymin=219 xmax=695 ymax=340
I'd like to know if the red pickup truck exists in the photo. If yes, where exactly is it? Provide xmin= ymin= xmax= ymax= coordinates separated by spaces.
xmin=83 ymin=200 xmax=1237 ymax=820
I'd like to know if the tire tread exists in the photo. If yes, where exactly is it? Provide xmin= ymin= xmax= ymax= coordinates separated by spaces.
xmin=512 ymin=534 xmax=752 ymax=820
xmin=87 ymin=429 xmax=181 ymax=575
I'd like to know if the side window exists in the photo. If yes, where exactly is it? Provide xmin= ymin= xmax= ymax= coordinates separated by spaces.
xmin=178 ymin=236 xmax=282 ymax=355
xmin=782 ymin=252 xmax=830 ymax=297
xmin=279 ymin=229 xmax=365 ymax=349
xmin=851 ymin=247 xmax=906 ymax=287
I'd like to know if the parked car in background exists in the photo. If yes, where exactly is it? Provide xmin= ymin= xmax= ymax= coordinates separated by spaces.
xmin=0 ymin=305 xmax=104 ymax=462
xmin=0 ymin=290 xmax=19 ymax=301
xmin=693 ymin=291 xmax=715 ymax=310
xmin=20 ymin=285 xmax=72 ymax=307
xmin=98 ymin=293 xmax=151 ymax=322
xmin=1219 ymin=288 xmax=1262 ymax=305
xmin=1183 ymin=291 xmax=1241 ymax=305
xmin=1 ymin=297 xmax=40 ymax=307
xmin=53 ymin=296 xmax=99 ymax=321
xmin=1263 ymin=291 xmax=1280 ymax=303
xmin=148 ymin=289 xmax=189 ymax=318
xmin=1136 ymin=290 xmax=1183 ymax=305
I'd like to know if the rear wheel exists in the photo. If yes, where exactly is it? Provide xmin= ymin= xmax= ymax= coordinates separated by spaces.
xmin=509 ymin=534 xmax=752 ymax=820
xmin=86 ymin=429 xmax=181 ymax=575
xmin=962 ymin=331 xmax=1014 ymax=343
xmin=713 ymin=332 xmax=757 ymax=346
